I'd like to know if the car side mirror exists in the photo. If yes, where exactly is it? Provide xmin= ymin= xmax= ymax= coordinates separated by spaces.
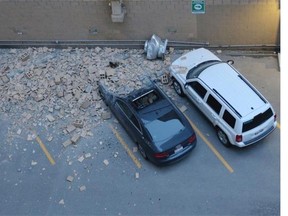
xmin=227 ymin=60 xmax=234 ymax=65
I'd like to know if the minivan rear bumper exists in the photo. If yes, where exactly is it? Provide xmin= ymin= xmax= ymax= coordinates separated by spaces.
xmin=236 ymin=122 xmax=277 ymax=147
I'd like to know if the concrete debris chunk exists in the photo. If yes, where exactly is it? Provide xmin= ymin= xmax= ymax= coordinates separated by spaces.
xmin=66 ymin=175 xmax=74 ymax=182
xmin=179 ymin=105 xmax=187 ymax=113
xmin=132 ymin=147 xmax=138 ymax=153
xmin=80 ymin=100 xmax=91 ymax=109
xmin=20 ymin=53 xmax=30 ymax=62
xmin=161 ymin=73 xmax=169 ymax=84
xmin=135 ymin=172 xmax=140 ymax=179
xmin=78 ymin=155 xmax=85 ymax=163
xmin=35 ymin=94 xmax=44 ymax=102
xmin=27 ymin=134 xmax=36 ymax=141
xmin=101 ymin=111 xmax=111 ymax=120
xmin=85 ymin=153 xmax=92 ymax=158
xmin=54 ymin=75 xmax=62 ymax=85
xmin=56 ymin=86 xmax=64 ymax=98
xmin=103 ymin=159 xmax=109 ymax=166
xmin=85 ymin=84 xmax=93 ymax=93
xmin=79 ymin=185 xmax=86 ymax=192
xmin=64 ymin=93 xmax=73 ymax=101
xmin=31 ymin=160 xmax=38 ymax=166
xmin=73 ymin=119 xmax=84 ymax=128
xmin=63 ymin=139 xmax=72 ymax=148
xmin=1 ymin=75 xmax=10 ymax=83
xmin=46 ymin=114 xmax=56 ymax=122
xmin=99 ymin=71 xmax=106 ymax=79
xmin=25 ymin=71 xmax=33 ymax=79
xmin=47 ymin=136 xmax=53 ymax=142
xmin=59 ymin=199 xmax=65 ymax=205
xmin=106 ymin=68 xmax=115 ymax=77
xmin=71 ymin=134 xmax=81 ymax=144
xmin=66 ymin=124 xmax=76 ymax=133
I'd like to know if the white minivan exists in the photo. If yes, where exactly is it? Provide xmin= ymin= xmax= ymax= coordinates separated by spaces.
xmin=169 ymin=48 xmax=277 ymax=147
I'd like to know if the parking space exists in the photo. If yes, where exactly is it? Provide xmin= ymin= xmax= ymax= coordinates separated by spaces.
xmin=0 ymin=48 xmax=280 ymax=215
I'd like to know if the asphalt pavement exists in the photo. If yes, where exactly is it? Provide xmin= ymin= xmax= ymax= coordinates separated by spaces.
xmin=0 ymin=48 xmax=280 ymax=216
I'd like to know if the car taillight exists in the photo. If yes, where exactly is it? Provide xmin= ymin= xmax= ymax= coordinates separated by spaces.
xmin=154 ymin=152 xmax=169 ymax=159
xmin=188 ymin=134 xmax=196 ymax=144
xmin=274 ymin=114 xmax=277 ymax=122
xmin=236 ymin=135 xmax=242 ymax=142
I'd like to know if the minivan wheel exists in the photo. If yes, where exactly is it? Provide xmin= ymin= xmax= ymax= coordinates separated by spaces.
xmin=173 ymin=80 xmax=185 ymax=97
xmin=216 ymin=128 xmax=231 ymax=147
xmin=138 ymin=144 xmax=148 ymax=160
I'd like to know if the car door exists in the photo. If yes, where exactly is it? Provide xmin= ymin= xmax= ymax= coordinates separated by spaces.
xmin=114 ymin=99 xmax=143 ymax=143
xmin=185 ymin=80 xmax=220 ymax=124
xmin=185 ymin=80 xmax=208 ymax=110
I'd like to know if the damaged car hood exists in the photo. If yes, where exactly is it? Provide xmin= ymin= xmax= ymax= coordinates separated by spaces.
xmin=170 ymin=48 xmax=221 ymax=79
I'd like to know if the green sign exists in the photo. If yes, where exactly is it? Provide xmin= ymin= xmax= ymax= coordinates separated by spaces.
xmin=192 ymin=0 xmax=205 ymax=14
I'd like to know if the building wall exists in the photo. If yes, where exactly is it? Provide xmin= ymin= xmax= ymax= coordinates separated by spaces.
xmin=0 ymin=0 xmax=280 ymax=45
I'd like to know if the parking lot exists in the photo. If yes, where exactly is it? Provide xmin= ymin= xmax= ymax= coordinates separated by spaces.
xmin=0 ymin=48 xmax=280 ymax=215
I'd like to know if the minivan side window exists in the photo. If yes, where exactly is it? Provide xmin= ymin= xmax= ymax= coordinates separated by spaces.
xmin=190 ymin=81 xmax=207 ymax=99
xmin=223 ymin=110 xmax=236 ymax=128
xmin=207 ymin=95 xmax=222 ymax=114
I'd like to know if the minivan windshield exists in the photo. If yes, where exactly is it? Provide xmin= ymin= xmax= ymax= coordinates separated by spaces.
xmin=242 ymin=108 xmax=273 ymax=132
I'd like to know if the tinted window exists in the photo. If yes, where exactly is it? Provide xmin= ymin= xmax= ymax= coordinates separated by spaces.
xmin=242 ymin=108 xmax=273 ymax=132
xmin=190 ymin=81 xmax=207 ymax=99
xmin=207 ymin=95 xmax=222 ymax=114
xmin=116 ymin=100 xmax=141 ymax=131
xmin=223 ymin=110 xmax=236 ymax=128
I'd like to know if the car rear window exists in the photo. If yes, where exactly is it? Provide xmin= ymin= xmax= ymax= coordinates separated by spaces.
xmin=143 ymin=109 xmax=185 ymax=143
xmin=242 ymin=108 xmax=273 ymax=132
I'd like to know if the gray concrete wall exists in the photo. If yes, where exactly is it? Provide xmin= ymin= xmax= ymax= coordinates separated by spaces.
xmin=0 ymin=0 xmax=280 ymax=45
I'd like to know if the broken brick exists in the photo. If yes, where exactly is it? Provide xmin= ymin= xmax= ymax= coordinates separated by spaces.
xmin=71 ymin=134 xmax=81 ymax=144
xmin=63 ymin=139 xmax=72 ymax=148
xmin=66 ymin=175 xmax=74 ymax=182
xmin=73 ymin=119 xmax=84 ymax=128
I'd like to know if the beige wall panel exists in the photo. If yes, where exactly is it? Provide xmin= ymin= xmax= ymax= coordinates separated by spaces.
xmin=0 ymin=0 xmax=280 ymax=45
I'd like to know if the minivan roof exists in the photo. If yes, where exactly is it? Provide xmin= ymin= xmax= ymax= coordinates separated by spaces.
xmin=199 ymin=62 xmax=267 ymax=117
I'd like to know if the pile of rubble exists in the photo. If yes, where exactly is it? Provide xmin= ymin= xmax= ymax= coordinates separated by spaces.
xmin=0 ymin=46 xmax=176 ymax=147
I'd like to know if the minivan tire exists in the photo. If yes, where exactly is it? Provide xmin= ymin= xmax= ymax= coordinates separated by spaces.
xmin=216 ymin=127 xmax=231 ymax=147
xmin=173 ymin=80 xmax=185 ymax=97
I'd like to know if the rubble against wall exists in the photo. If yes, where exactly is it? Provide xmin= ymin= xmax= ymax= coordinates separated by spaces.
xmin=0 ymin=47 xmax=176 ymax=146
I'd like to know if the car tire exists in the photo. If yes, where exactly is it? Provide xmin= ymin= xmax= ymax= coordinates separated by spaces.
xmin=216 ymin=127 xmax=231 ymax=147
xmin=173 ymin=80 xmax=185 ymax=97
xmin=138 ymin=144 xmax=148 ymax=160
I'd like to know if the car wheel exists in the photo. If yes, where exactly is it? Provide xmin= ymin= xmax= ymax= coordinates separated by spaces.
xmin=216 ymin=128 xmax=231 ymax=147
xmin=138 ymin=144 xmax=148 ymax=160
xmin=173 ymin=80 xmax=185 ymax=97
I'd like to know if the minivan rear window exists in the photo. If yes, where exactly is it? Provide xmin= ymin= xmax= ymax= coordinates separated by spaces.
xmin=242 ymin=108 xmax=273 ymax=132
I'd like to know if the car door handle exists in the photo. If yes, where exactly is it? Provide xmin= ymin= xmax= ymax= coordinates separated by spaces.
xmin=212 ymin=114 xmax=217 ymax=119
xmin=196 ymin=98 xmax=202 ymax=103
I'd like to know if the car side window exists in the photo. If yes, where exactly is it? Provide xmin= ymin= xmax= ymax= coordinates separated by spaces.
xmin=116 ymin=100 xmax=142 ymax=132
xmin=206 ymin=94 xmax=222 ymax=114
xmin=190 ymin=81 xmax=207 ymax=99
xmin=223 ymin=110 xmax=236 ymax=128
